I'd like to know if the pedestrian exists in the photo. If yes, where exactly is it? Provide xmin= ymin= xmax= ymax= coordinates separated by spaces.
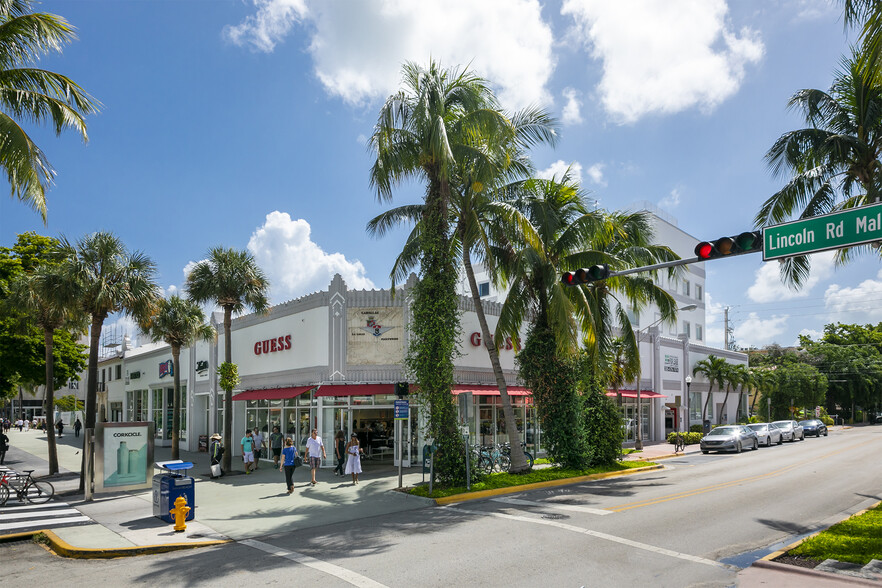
xmin=333 ymin=430 xmax=346 ymax=476
xmin=0 ymin=429 xmax=8 ymax=465
xmin=241 ymin=429 xmax=255 ymax=474
xmin=344 ymin=433 xmax=363 ymax=485
xmin=56 ymin=418 xmax=63 ymax=438
xmin=23 ymin=419 xmax=28 ymax=432
xmin=270 ymin=425 xmax=284 ymax=467
xmin=74 ymin=418 xmax=82 ymax=438
xmin=279 ymin=436 xmax=300 ymax=494
xmin=252 ymin=428 xmax=264 ymax=470
xmin=209 ymin=433 xmax=224 ymax=478
xmin=16 ymin=418 xmax=22 ymax=432
xmin=304 ymin=429 xmax=326 ymax=485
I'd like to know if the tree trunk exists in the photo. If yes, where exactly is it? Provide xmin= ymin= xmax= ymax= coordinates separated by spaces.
xmin=171 ymin=346 xmax=181 ymax=461
xmin=44 ymin=329 xmax=59 ymax=475
xmin=719 ymin=385 xmax=731 ymax=424
xmin=222 ymin=306 xmax=233 ymax=473
xmin=462 ymin=249 xmax=529 ymax=473
xmin=79 ymin=313 xmax=105 ymax=493
xmin=701 ymin=384 xmax=714 ymax=427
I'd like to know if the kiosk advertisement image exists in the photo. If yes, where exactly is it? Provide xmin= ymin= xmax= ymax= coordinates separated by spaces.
xmin=95 ymin=422 xmax=154 ymax=493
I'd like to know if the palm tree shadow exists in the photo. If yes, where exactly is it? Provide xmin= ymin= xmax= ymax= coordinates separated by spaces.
xmin=755 ymin=518 xmax=817 ymax=536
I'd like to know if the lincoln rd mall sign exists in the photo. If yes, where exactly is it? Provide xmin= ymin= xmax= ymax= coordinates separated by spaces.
xmin=763 ymin=202 xmax=882 ymax=261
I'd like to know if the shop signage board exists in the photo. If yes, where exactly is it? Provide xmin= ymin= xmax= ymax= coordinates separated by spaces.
xmin=394 ymin=399 xmax=409 ymax=420
xmin=763 ymin=203 xmax=882 ymax=260
xmin=94 ymin=421 xmax=155 ymax=493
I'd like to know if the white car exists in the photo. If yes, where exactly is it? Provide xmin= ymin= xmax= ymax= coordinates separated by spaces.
xmin=746 ymin=422 xmax=783 ymax=446
xmin=771 ymin=420 xmax=804 ymax=442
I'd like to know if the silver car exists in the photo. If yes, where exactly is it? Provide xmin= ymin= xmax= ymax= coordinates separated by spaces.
xmin=747 ymin=422 xmax=783 ymax=446
xmin=772 ymin=419 xmax=804 ymax=442
xmin=700 ymin=425 xmax=759 ymax=454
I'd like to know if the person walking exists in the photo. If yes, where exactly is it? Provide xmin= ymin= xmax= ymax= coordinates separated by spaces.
xmin=333 ymin=430 xmax=346 ymax=476
xmin=279 ymin=437 xmax=300 ymax=494
xmin=252 ymin=428 xmax=264 ymax=470
xmin=344 ymin=433 xmax=363 ymax=485
xmin=209 ymin=433 xmax=224 ymax=478
xmin=270 ymin=426 xmax=284 ymax=467
xmin=241 ymin=429 xmax=255 ymax=474
xmin=56 ymin=418 xmax=64 ymax=438
xmin=0 ymin=429 xmax=8 ymax=465
xmin=16 ymin=418 xmax=23 ymax=432
xmin=74 ymin=418 xmax=82 ymax=438
xmin=304 ymin=429 xmax=326 ymax=485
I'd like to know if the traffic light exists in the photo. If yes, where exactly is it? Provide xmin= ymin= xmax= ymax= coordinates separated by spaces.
xmin=561 ymin=264 xmax=610 ymax=285
xmin=694 ymin=231 xmax=762 ymax=260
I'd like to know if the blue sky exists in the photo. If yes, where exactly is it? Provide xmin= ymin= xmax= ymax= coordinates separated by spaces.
xmin=1 ymin=0 xmax=879 ymax=350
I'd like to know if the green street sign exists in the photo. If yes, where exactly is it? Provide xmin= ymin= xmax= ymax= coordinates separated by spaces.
xmin=763 ymin=203 xmax=882 ymax=260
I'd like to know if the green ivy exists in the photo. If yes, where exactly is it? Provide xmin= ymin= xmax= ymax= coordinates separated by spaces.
xmin=579 ymin=357 xmax=624 ymax=467
xmin=218 ymin=362 xmax=239 ymax=392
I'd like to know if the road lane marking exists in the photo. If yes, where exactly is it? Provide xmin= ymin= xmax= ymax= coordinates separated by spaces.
xmin=449 ymin=506 xmax=732 ymax=570
xmin=609 ymin=438 xmax=875 ymax=512
xmin=241 ymin=539 xmax=388 ymax=588
xmin=491 ymin=497 xmax=612 ymax=515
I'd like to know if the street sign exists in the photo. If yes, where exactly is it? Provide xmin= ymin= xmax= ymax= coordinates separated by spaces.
xmin=394 ymin=398 xmax=409 ymax=420
xmin=815 ymin=406 xmax=821 ymax=418
xmin=763 ymin=203 xmax=882 ymax=260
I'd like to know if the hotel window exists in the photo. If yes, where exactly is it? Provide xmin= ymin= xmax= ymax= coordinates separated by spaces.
xmin=683 ymin=321 xmax=691 ymax=337
xmin=696 ymin=325 xmax=703 ymax=341
xmin=116 ymin=365 xmax=122 ymax=379
xmin=682 ymin=280 xmax=690 ymax=296
xmin=696 ymin=284 xmax=703 ymax=301
xmin=478 ymin=282 xmax=490 ymax=297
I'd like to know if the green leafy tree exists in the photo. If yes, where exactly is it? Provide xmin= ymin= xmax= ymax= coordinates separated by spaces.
xmin=61 ymin=231 xmax=158 ymax=491
xmin=762 ymin=362 xmax=827 ymax=420
xmin=801 ymin=336 xmax=879 ymax=420
xmin=579 ymin=353 xmax=625 ymax=467
xmin=693 ymin=355 xmax=729 ymax=426
xmin=187 ymin=247 xmax=268 ymax=472
xmin=141 ymin=295 xmax=214 ymax=460
xmin=755 ymin=51 xmax=882 ymax=287
xmin=54 ymin=394 xmax=83 ymax=412
xmin=0 ymin=0 xmax=100 ymax=221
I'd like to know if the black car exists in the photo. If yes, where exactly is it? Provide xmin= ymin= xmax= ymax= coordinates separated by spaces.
xmin=799 ymin=419 xmax=828 ymax=437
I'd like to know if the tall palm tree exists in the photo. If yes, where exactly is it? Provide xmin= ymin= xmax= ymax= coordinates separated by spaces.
xmin=141 ymin=295 xmax=214 ymax=460
xmin=717 ymin=363 xmax=739 ymax=424
xmin=0 ymin=0 xmax=100 ymax=221
xmin=61 ymin=231 xmax=158 ymax=491
xmin=186 ymin=246 xmax=268 ymax=473
xmin=8 ymin=262 xmax=83 ymax=473
xmin=368 ymin=59 xmax=555 ymax=483
xmin=755 ymin=51 xmax=882 ymax=287
xmin=693 ymin=355 xmax=729 ymax=427
xmin=729 ymin=364 xmax=751 ymax=422
xmin=604 ymin=337 xmax=635 ymax=408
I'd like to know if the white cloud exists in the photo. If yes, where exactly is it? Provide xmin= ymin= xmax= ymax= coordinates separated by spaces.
xmin=658 ymin=187 xmax=681 ymax=209
xmin=225 ymin=0 xmax=555 ymax=111
xmin=732 ymin=312 xmax=789 ymax=348
xmin=538 ymin=160 xmax=583 ymax=186
xmin=223 ymin=0 xmax=309 ymax=52
xmin=247 ymin=211 xmax=375 ymax=303
xmin=822 ymin=269 xmax=882 ymax=324
xmin=746 ymin=250 xmax=835 ymax=303
xmin=797 ymin=327 xmax=824 ymax=342
xmin=165 ymin=285 xmax=179 ymax=297
xmin=561 ymin=0 xmax=764 ymax=123
xmin=561 ymin=87 xmax=583 ymax=125
xmin=585 ymin=163 xmax=606 ymax=187
xmin=356 ymin=134 xmax=367 ymax=145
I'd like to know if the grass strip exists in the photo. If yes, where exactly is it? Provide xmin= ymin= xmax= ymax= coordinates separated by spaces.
xmin=408 ymin=460 xmax=654 ymax=499
xmin=788 ymin=503 xmax=882 ymax=565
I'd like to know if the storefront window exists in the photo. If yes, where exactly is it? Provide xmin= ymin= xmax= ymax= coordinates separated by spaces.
xmin=689 ymin=391 xmax=701 ymax=424
xmin=179 ymin=385 xmax=187 ymax=441
xmin=152 ymin=389 xmax=164 ymax=439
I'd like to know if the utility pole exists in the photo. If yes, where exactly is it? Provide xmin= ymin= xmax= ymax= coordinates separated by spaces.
xmin=724 ymin=306 xmax=730 ymax=350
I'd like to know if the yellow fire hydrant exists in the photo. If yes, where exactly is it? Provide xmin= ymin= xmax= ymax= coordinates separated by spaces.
xmin=170 ymin=495 xmax=191 ymax=532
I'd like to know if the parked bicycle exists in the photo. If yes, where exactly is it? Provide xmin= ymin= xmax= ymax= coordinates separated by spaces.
xmin=0 ymin=469 xmax=55 ymax=506
xmin=500 ymin=442 xmax=534 ymax=469
xmin=673 ymin=430 xmax=686 ymax=453
xmin=472 ymin=444 xmax=510 ymax=473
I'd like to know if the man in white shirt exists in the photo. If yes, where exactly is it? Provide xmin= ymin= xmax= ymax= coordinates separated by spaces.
xmin=252 ymin=429 xmax=264 ymax=470
xmin=305 ymin=429 xmax=326 ymax=485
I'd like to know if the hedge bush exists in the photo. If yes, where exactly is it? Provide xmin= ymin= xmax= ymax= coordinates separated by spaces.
xmin=666 ymin=431 xmax=704 ymax=445
xmin=689 ymin=424 xmax=704 ymax=433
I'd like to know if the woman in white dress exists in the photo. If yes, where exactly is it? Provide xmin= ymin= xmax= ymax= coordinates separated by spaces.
xmin=344 ymin=433 xmax=363 ymax=484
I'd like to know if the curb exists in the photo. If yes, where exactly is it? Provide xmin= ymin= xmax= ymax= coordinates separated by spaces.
xmin=750 ymin=560 xmax=882 ymax=586
xmin=432 ymin=464 xmax=664 ymax=506
xmin=0 ymin=529 xmax=229 ymax=559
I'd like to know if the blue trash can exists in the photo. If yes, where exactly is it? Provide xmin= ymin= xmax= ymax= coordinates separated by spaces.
xmin=152 ymin=461 xmax=195 ymax=523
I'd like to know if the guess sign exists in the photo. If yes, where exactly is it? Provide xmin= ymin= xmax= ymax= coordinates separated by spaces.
xmin=254 ymin=335 xmax=292 ymax=355
xmin=469 ymin=332 xmax=519 ymax=351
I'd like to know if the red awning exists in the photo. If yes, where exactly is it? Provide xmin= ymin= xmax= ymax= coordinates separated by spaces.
xmin=232 ymin=386 xmax=316 ymax=401
xmin=314 ymin=384 xmax=396 ymax=397
xmin=452 ymin=385 xmax=531 ymax=396
xmin=606 ymin=390 xmax=665 ymax=399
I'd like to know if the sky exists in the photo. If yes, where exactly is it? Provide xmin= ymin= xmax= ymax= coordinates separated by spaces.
xmin=1 ymin=0 xmax=879 ymax=351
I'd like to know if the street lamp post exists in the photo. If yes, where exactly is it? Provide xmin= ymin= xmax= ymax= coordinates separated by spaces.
xmin=635 ymin=304 xmax=697 ymax=451
xmin=685 ymin=375 xmax=692 ymax=434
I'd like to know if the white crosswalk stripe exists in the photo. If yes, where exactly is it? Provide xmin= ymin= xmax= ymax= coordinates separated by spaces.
xmin=0 ymin=467 xmax=91 ymax=534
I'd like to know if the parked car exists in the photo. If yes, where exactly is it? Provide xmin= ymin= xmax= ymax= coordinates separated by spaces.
xmin=799 ymin=419 xmax=828 ymax=437
xmin=700 ymin=425 xmax=759 ymax=454
xmin=746 ymin=422 xmax=783 ymax=446
xmin=771 ymin=420 xmax=804 ymax=442
xmin=871 ymin=412 xmax=882 ymax=425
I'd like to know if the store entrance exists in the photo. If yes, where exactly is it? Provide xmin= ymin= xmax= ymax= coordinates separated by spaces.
xmin=351 ymin=408 xmax=394 ymax=463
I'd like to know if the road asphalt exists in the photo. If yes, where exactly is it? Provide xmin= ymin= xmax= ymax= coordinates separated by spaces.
xmin=0 ymin=424 xmax=876 ymax=586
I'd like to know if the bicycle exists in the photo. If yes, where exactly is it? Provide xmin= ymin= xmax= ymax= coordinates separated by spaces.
xmin=673 ymin=431 xmax=686 ymax=453
xmin=500 ymin=442 xmax=534 ymax=469
xmin=0 ymin=469 xmax=55 ymax=506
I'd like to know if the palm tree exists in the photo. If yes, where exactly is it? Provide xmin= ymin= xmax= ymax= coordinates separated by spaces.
xmin=717 ymin=363 xmax=739 ymax=424
xmin=604 ymin=337 xmax=635 ymax=408
xmin=693 ymin=355 xmax=729 ymax=427
xmin=61 ymin=231 xmax=158 ymax=491
xmin=368 ymin=59 xmax=555 ymax=483
xmin=729 ymin=364 xmax=751 ymax=422
xmin=755 ymin=51 xmax=882 ymax=287
xmin=8 ymin=262 xmax=83 ymax=473
xmin=0 ymin=0 xmax=100 ymax=221
xmin=141 ymin=295 xmax=214 ymax=460
xmin=186 ymin=246 xmax=268 ymax=473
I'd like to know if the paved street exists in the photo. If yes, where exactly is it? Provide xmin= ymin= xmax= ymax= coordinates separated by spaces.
xmin=3 ymin=425 xmax=880 ymax=587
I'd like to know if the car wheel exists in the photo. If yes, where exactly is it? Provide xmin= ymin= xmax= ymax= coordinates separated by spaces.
xmin=735 ymin=441 xmax=742 ymax=453
xmin=752 ymin=440 xmax=759 ymax=450
xmin=766 ymin=437 xmax=771 ymax=446
xmin=777 ymin=435 xmax=783 ymax=445
xmin=800 ymin=433 xmax=805 ymax=441
xmin=702 ymin=450 xmax=709 ymax=454
xmin=824 ymin=430 xmax=828 ymax=437
xmin=816 ymin=431 xmax=821 ymax=437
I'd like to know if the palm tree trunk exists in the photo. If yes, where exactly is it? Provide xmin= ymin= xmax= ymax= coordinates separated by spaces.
xmin=719 ymin=384 xmax=731 ymax=424
xmin=171 ymin=346 xmax=181 ymax=461
xmin=701 ymin=385 xmax=714 ymax=428
xmin=79 ymin=313 xmax=105 ymax=493
xmin=222 ymin=306 xmax=233 ymax=473
xmin=462 ymin=249 xmax=529 ymax=473
xmin=44 ymin=329 xmax=59 ymax=475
